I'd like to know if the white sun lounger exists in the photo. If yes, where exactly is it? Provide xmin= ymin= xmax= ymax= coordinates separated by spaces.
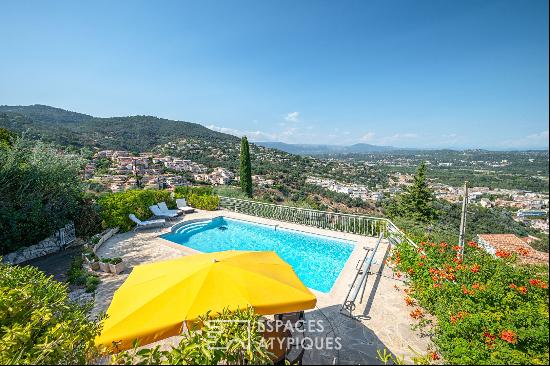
xmin=149 ymin=205 xmax=178 ymax=219
xmin=129 ymin=214 xmax=166 ymax=231
xmin=176 ymin=198 xmax=195 ymax=213
xmin=158 ymin=201 xmax=182 ymax=216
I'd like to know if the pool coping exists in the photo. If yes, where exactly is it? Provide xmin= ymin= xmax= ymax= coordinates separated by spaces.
xmin=156 ymin=210 xmax=374 ymax=305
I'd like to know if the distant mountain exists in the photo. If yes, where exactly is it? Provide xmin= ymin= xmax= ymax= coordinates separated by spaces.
xmin=0 ymin=104 xmax=239 ymax=151
xmin=256 ymin=141 xmax=397 ymax=155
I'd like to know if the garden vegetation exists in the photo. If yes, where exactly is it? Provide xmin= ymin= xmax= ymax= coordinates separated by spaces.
xmin=97 ymin=189 xmax=174 ymax=231
xmin=0 ymin=136 xmax=90 ymax=254
xmin=112 ymin=307 xmax=271 ymax=365
xmin=0 ymin=260 xmax=103 ymax=364
xmin=388 ymin=241 xmax=549 ymax=364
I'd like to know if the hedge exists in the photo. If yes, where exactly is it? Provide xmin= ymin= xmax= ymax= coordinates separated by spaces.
xmin=174 ymin=186 xmax=220 ymax=211
xmin=174 ymin=186 xmax=214 ymax=198
xmin=97 ymin=189 xmax=175 ymax=231
xmin=187 ymin=193 xmax=220 ymax=211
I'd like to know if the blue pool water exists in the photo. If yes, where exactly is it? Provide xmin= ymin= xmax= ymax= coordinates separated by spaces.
xmin=161 ymin=217 xmax=355 ymax=293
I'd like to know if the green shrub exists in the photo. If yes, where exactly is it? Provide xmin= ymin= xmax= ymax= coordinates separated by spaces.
xmin=0 ymin=139 xmax=85 ymax=254
xmin=0 ymin=260 xmax=103 ymax=364
xmin=74 ymin=196 xmax=103 ymax=239
xmin=68 ymin=257 xmax=88 ymax=286
xmin=68 ymin=256 xmax=101 ymax=294
xmin=110 ymin=257 xmax=122 ymax=265
xmin=85 ymin=275 xmax=100 ymax=293
xmin=174 ymin=185 xmax=213 ymax=199
xmin=187 ymin=193 xmax=220 ymax=211
xmin=389 ymin=241 xmax=549 ymax=364
xmin=112 ymin=307 xmax=271 ymax=365
xmin=97 ymin=189 xmax=174 ymax=231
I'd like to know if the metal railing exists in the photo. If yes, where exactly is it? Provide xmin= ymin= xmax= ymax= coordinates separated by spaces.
xmin=218 ymin=196 xmax=416 ymax=247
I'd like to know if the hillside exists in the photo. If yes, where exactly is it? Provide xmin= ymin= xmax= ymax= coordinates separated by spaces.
xmin=0 ymin=105 xmax=238 ymax=151
xmin=257 ymin=141 xmax=396 ymax=155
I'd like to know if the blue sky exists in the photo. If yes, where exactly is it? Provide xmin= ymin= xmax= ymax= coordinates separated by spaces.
xmin=0 ymin=0 xmax=548 ymax=149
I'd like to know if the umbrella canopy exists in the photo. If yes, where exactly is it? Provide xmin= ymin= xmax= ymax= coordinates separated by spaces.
xmin=96 ymin=250 xmax=317 ymax=351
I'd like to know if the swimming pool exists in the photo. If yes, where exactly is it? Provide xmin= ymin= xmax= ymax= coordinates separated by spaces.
xmin=161 ymin=217 xmax=355 ymax=293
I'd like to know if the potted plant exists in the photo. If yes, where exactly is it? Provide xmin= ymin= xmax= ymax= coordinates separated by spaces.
xmin=99 ymin=257 xmax=112 ymax=272
xmin=87 ymin=253 xmax=100 ymax=271
xmin=108 ymin=257 xmax=125 ymax=275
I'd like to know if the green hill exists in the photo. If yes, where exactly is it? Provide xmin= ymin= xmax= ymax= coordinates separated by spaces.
xmin=0 ymin=105 xmax=238 ymax=151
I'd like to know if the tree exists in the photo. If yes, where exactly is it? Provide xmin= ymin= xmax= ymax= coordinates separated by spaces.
xmin=0 ymin=139 xmax=84 ymax=254
xmin=0 ymin=127 xmax=16 ymax=149
xmin=387 ymin=161 xmax=438 ymax=222
xmin=239 ymin=136 xmax=253 ymax=197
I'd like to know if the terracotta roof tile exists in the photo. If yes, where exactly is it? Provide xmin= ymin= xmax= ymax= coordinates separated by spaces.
xmin=477 ymin=234 xmax=549 ymax=265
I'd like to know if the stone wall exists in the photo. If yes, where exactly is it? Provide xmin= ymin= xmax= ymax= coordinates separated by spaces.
xmin=2 ymin=223 xmax=76 ymax=265
xmin=92 ymin=227 xmax=119 ymax=253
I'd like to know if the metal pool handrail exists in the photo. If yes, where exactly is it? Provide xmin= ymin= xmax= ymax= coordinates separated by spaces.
xmin=218 ymin=196 xmax=416 ymax=247
xmin=340 ymin=232 xmax=384 ymax=317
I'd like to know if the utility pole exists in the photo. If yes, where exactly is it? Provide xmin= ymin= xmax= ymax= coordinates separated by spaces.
xmin=458 ymin=181 xmax=469 ymax=259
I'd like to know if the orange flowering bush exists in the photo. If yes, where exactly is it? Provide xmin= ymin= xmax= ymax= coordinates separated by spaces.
xmin=389 ymin=240 xmax=549 ymax=364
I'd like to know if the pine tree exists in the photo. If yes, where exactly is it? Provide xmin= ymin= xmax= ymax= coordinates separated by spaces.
xmin=397 ymin=161 xmax=438 ymax=222
xmin=239 ymin=136 xmax=253 ymax=197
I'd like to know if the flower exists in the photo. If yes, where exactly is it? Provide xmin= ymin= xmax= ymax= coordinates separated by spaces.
xmin=467 ymin=241 xmax=478 ymax=248
xmin=407 ymin=268 xmax=415 ymax=275
xmin=529 ymin=278 xmax=548 ymax=288
xmin=405 ymin=297 xmax=414 ymax=306
xmin=509 ymin=283 xmax=517 ymax=289
xmin=517 ymin=286 xmax=527 ymax=295
xmin=450 ymin=311 xmax=467 ymax=324
xmin=500 ymin=330 xmax=517 ymax=344
xmin=410 ymin=308 xmax=423 ymax=319
xmin=452 ymin=245 xmax=461 ymax=251
xmin=529 ymin=278 xmax=540 ymax=286
xmin=433 ymin=283 xmax=441 ymax=288
xmin=495 ymin=249 xmax=511 ymax=258
xmin=470 ymin=264 xmax=481 ymax=273
xmin=429 ymin=352 xmax=440 ymax=361
xmin=483 ymin=332 xmax=496 ymax=348
xmin=517 ymin=247 xmax=530 ymax=256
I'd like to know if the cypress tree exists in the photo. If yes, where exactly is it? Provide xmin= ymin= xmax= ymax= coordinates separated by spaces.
xmin=397 ymin=161 xmax=438 ymax=222
xmin=240 ymin=136 xmax=253 ymax=197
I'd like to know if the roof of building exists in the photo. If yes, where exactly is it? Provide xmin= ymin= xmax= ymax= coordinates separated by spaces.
xmin=477 ymin=233 xmax=549 ymax=265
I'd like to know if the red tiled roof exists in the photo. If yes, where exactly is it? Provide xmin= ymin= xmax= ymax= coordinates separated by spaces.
xmin=477 ymin=234 xmax=549 ymax=265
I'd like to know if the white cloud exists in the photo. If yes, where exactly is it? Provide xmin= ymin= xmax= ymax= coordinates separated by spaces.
xmin=284 ymin=112 xmax=300 ymax=123
xmin=499 ymin=130 xmax=549 ymax=149
xmin=206 ymin=124 xmax=276 ymax=141
xmin=360 ymin=132 xmax=376 ymax=142
xmin=376 ymin=133 xmax=419 ymax=145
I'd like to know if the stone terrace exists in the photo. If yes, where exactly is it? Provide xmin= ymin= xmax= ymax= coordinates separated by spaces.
xmin=92 ymin=210 xmax=431 ymax=364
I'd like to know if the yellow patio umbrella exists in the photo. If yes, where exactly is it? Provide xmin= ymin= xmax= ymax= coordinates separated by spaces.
xmin=96 ymin=250 xmax=317 ymax=351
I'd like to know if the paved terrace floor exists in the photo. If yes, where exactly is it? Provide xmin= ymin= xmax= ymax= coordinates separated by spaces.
xmin=92 ymin=209 xmax=431 ymax=364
